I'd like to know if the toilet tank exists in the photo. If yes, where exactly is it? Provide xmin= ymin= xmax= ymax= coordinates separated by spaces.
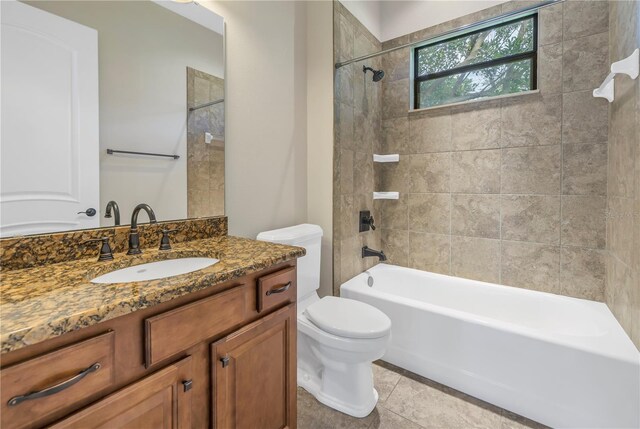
xmin=257 ymin=224 xmax=323 ymax=301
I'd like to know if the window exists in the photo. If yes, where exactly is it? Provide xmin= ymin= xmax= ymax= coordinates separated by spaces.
xmin=413 ymin=15 xmax=537 ymax=109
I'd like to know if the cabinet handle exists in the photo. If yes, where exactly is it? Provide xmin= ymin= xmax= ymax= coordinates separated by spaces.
xmin=7 ymin=363 xmax=101 ymax=407
xmin=220 ymin=356 xmax=230 ymax=368
xmin=266 ymin=282 xmax=291 ymax=296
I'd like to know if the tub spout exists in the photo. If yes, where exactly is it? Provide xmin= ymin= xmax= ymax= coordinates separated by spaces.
xmin=362 ymin=246 xmax=387 ymax=262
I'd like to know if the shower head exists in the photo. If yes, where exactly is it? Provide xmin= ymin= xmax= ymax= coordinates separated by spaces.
xmin=363 ymin=65 xmax=385 ymax=82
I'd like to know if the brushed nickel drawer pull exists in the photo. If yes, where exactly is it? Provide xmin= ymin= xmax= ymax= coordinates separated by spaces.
xmin=7 ymin=363 xmax=101 ymax=407
xmin=266 ymin=282 xmax=291 ymax=296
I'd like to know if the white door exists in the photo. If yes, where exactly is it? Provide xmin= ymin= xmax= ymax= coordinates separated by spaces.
xmin=0 ymin=1 xmax=99 ymax=237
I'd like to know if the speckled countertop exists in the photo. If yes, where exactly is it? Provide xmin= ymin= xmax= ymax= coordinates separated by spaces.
xmin=0 ymin=236 xmax=305 ymax=354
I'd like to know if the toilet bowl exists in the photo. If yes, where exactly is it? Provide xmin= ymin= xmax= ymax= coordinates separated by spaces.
xmin=257 ymin=224 xmax=391 ymax=418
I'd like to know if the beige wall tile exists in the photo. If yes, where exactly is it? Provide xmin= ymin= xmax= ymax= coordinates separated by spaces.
xmin=451 ymin=194 xmax=500 ymax=239
xmin=408 ymin=232 xmax=450 ymax=274
xmin=562 ymin=32 xmax=609 ymax=93
xmin=563 ymin=0 xmax=608 ymax=41
xmin=560 ymin=246 xmax=605 ymax=301
xmin=501 ymin=195 xmax=561 ymax=244
xmin=382 ymin=47 xmax=410 ymax=82
xmin=501 ymin=146 xmax=561 ymax=194
xmin=538 ymin=43 xmax=563 ymax=95
xmin=562 ymin=90 xmax=608 ymax=145
xmin=606 ymin=254 xmax=635 ymax=341
xmin=336 ymin=102 xmax=355 ymax=150
xmin=607 ymin=196 xmax=635 ymax=267
xmin=451 ymin=150 xmax=500 ymax=193
xmin=409 ymin=153 xmax=451 ymax=193
xmin=339 ymin=194 xmax=356 ymax=240
xmin=379 ymin=158 xmax=409 ymax=193
xmin=381 ymin=117 xmax=410 ymax=154
xmin=381 ymin=229 xmax=410 ymax=266
xmin=501 ymin=241 xmax=560 ymax=292
xmin=561 ymin=195 xmax=606 ymax=248
xmin=379 ymin=195 xmax=409 ymax=230
xmin=608 ymin=77 xmax=637 ymax=198
xmin=562 ymin=143 xmax=608 ymax=196
xmin=339 ymin=149 xmax=354 ymax=195
xmin=451 ymin=236 xmax=501 ymax=283
xmin=382 ymin=79 xmax=410 ymax=119
xmin=450 ymin=103 xmax=501 ymax=151
xmin=354 ymin=109 xmax=377 ymax=153
xmin=335 ymin=64 xmax=354 ymax=106
xmin=501 ymin=94 xmax=562 ymax=148
xmin=340 ymin=236 xmax=359 ymax=284
xmin=354 ymin=151 xmax=374 ymax=195
xmin=336 ymin=12 xmax=354 ymax=61
xmin=409 ymin=193 xmax=451 ymax=234
xmin=409 ymin=113 xmax=452 ymax=153
xmin=539 ymin=3 xmax=563 ymax=46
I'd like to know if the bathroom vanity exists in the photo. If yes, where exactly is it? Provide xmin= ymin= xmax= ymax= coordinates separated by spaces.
xmin=0 ymin=219 xmax=304 ymax=429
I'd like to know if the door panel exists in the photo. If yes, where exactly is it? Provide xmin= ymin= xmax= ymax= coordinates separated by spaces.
xmin=212 ymin=304 xmax=296 ymax=429
xmin=49 ymin=356 xmax=192 ymax=429
xmin=0 ymin=1 xmax=99 ymax=237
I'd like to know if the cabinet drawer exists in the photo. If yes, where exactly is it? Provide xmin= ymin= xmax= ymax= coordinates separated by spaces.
xmin=145 ymin=284 xmax=247 ymax=367
xmin=0 ymin=331 xmax=115 ymax=429
xmin=257 ymin=267 xmax=296 ymax=313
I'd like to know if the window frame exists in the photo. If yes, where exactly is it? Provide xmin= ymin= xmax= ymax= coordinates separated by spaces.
xmin=413 ymin=13 xmax=538 ymax=110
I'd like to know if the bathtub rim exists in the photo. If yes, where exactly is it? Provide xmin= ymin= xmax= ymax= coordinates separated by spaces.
xmin=340 ymin=263 xmax=640 ymax=365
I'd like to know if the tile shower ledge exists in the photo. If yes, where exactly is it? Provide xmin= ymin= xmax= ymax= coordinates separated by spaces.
xmin=0 ymin=236 xmax=305 ymax=354
xmin=408 ymin=89 xmax=540 ymax=115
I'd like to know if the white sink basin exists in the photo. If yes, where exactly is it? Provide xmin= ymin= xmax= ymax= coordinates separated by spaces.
xmin=91 ymin=257 xmax=219 ymax=284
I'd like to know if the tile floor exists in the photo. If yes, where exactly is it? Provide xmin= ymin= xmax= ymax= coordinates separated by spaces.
xmin=297 ymin=361 xmax=548 ymax=429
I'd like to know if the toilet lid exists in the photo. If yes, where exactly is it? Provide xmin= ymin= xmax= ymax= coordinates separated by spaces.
xmin=304 ymin=296 xmax=391 ymax=339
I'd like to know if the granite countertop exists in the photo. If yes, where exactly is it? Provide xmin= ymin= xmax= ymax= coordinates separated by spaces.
xmin=0 ymin=236 xmax=305 ymax=354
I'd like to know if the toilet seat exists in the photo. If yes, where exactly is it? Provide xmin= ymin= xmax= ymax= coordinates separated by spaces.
xmin=304 ymin=296 xmax=391 ymax=339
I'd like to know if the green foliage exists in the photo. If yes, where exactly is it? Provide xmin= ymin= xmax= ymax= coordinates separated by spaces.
xmin=416 ymin=16 xmax=535 ymax=108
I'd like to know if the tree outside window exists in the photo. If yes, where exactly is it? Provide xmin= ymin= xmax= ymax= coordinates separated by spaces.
xmin=414 ymin=15 xmax=537 ymax=109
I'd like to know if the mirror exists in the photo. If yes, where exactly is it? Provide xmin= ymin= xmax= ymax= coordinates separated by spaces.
xmin=0 ymin=0 xmax=225 ymax=237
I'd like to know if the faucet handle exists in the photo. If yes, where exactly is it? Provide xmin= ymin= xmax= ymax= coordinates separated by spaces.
xmin=83 ymin=237 xmax=114 ymax=261
xmin=158 ymin=229 xmax=178 ymax=251
xmin=367 ymin=215 xmax=376 ymax=230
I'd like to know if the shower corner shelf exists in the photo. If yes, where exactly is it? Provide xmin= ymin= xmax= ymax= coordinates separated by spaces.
xmin=373 ymin=154 xmax=400 ymax=163
xmin=593 ymin=48 xmax=639 ymax=103
xmin=373 ymin=192 xmax=399 ymax=200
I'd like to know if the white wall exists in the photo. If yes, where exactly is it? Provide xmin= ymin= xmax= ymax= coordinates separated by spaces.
xmin=202 ymin=1 xmax=308 ymax=239
xmin=306 ymin=1 xmax=334 ymax=298
xmin=380 ymin=0 xmax=508 ymax=41
xmin=341 ymin=0 xmax=382 ymax=41
xmin=341 ymin=0 xmax=509 ymax=42
xmin=25 ymin=1 xmax=224 ymax=224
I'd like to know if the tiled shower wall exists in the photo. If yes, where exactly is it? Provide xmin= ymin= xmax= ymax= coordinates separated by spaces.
xmin=605 ymin=1 xmax=640 ymax=348
xmin=374 ymin=1 xmax=611 ymax=301
xmin=187 ymin=67 xmax=225 ymax=218
xmin=333 ymin=2 xmax=382 ymax=295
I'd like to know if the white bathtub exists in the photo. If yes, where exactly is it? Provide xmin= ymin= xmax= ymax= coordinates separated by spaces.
xmin=340 ymin=264 xmax=640 ymax=429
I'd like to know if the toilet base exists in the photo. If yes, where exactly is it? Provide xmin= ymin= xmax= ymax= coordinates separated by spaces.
xmin=298 ymin=366 xmax=379 ymax=418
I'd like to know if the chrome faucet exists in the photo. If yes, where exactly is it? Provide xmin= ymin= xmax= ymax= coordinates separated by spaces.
xmin=362 ymin=246 xmax=387 ymax=262
xmin=104 ymin=200 xmax=120 ymax=226
xmin=127 ymin=203 xmax=157 ymax=255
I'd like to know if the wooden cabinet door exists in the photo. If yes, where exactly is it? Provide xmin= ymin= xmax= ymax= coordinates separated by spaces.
xmin=211 ymin=304 xmax=296 ymax=429
xmin=49 ymin=356 xmax=193 ymax=429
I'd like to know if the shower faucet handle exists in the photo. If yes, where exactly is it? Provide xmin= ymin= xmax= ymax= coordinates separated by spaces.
xmin=359 ymin=210 xmax=376 ymax=232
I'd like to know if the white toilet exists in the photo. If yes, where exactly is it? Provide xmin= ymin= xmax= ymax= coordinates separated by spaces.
xmin=257 ymin=224 xmax=391 ymax=418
